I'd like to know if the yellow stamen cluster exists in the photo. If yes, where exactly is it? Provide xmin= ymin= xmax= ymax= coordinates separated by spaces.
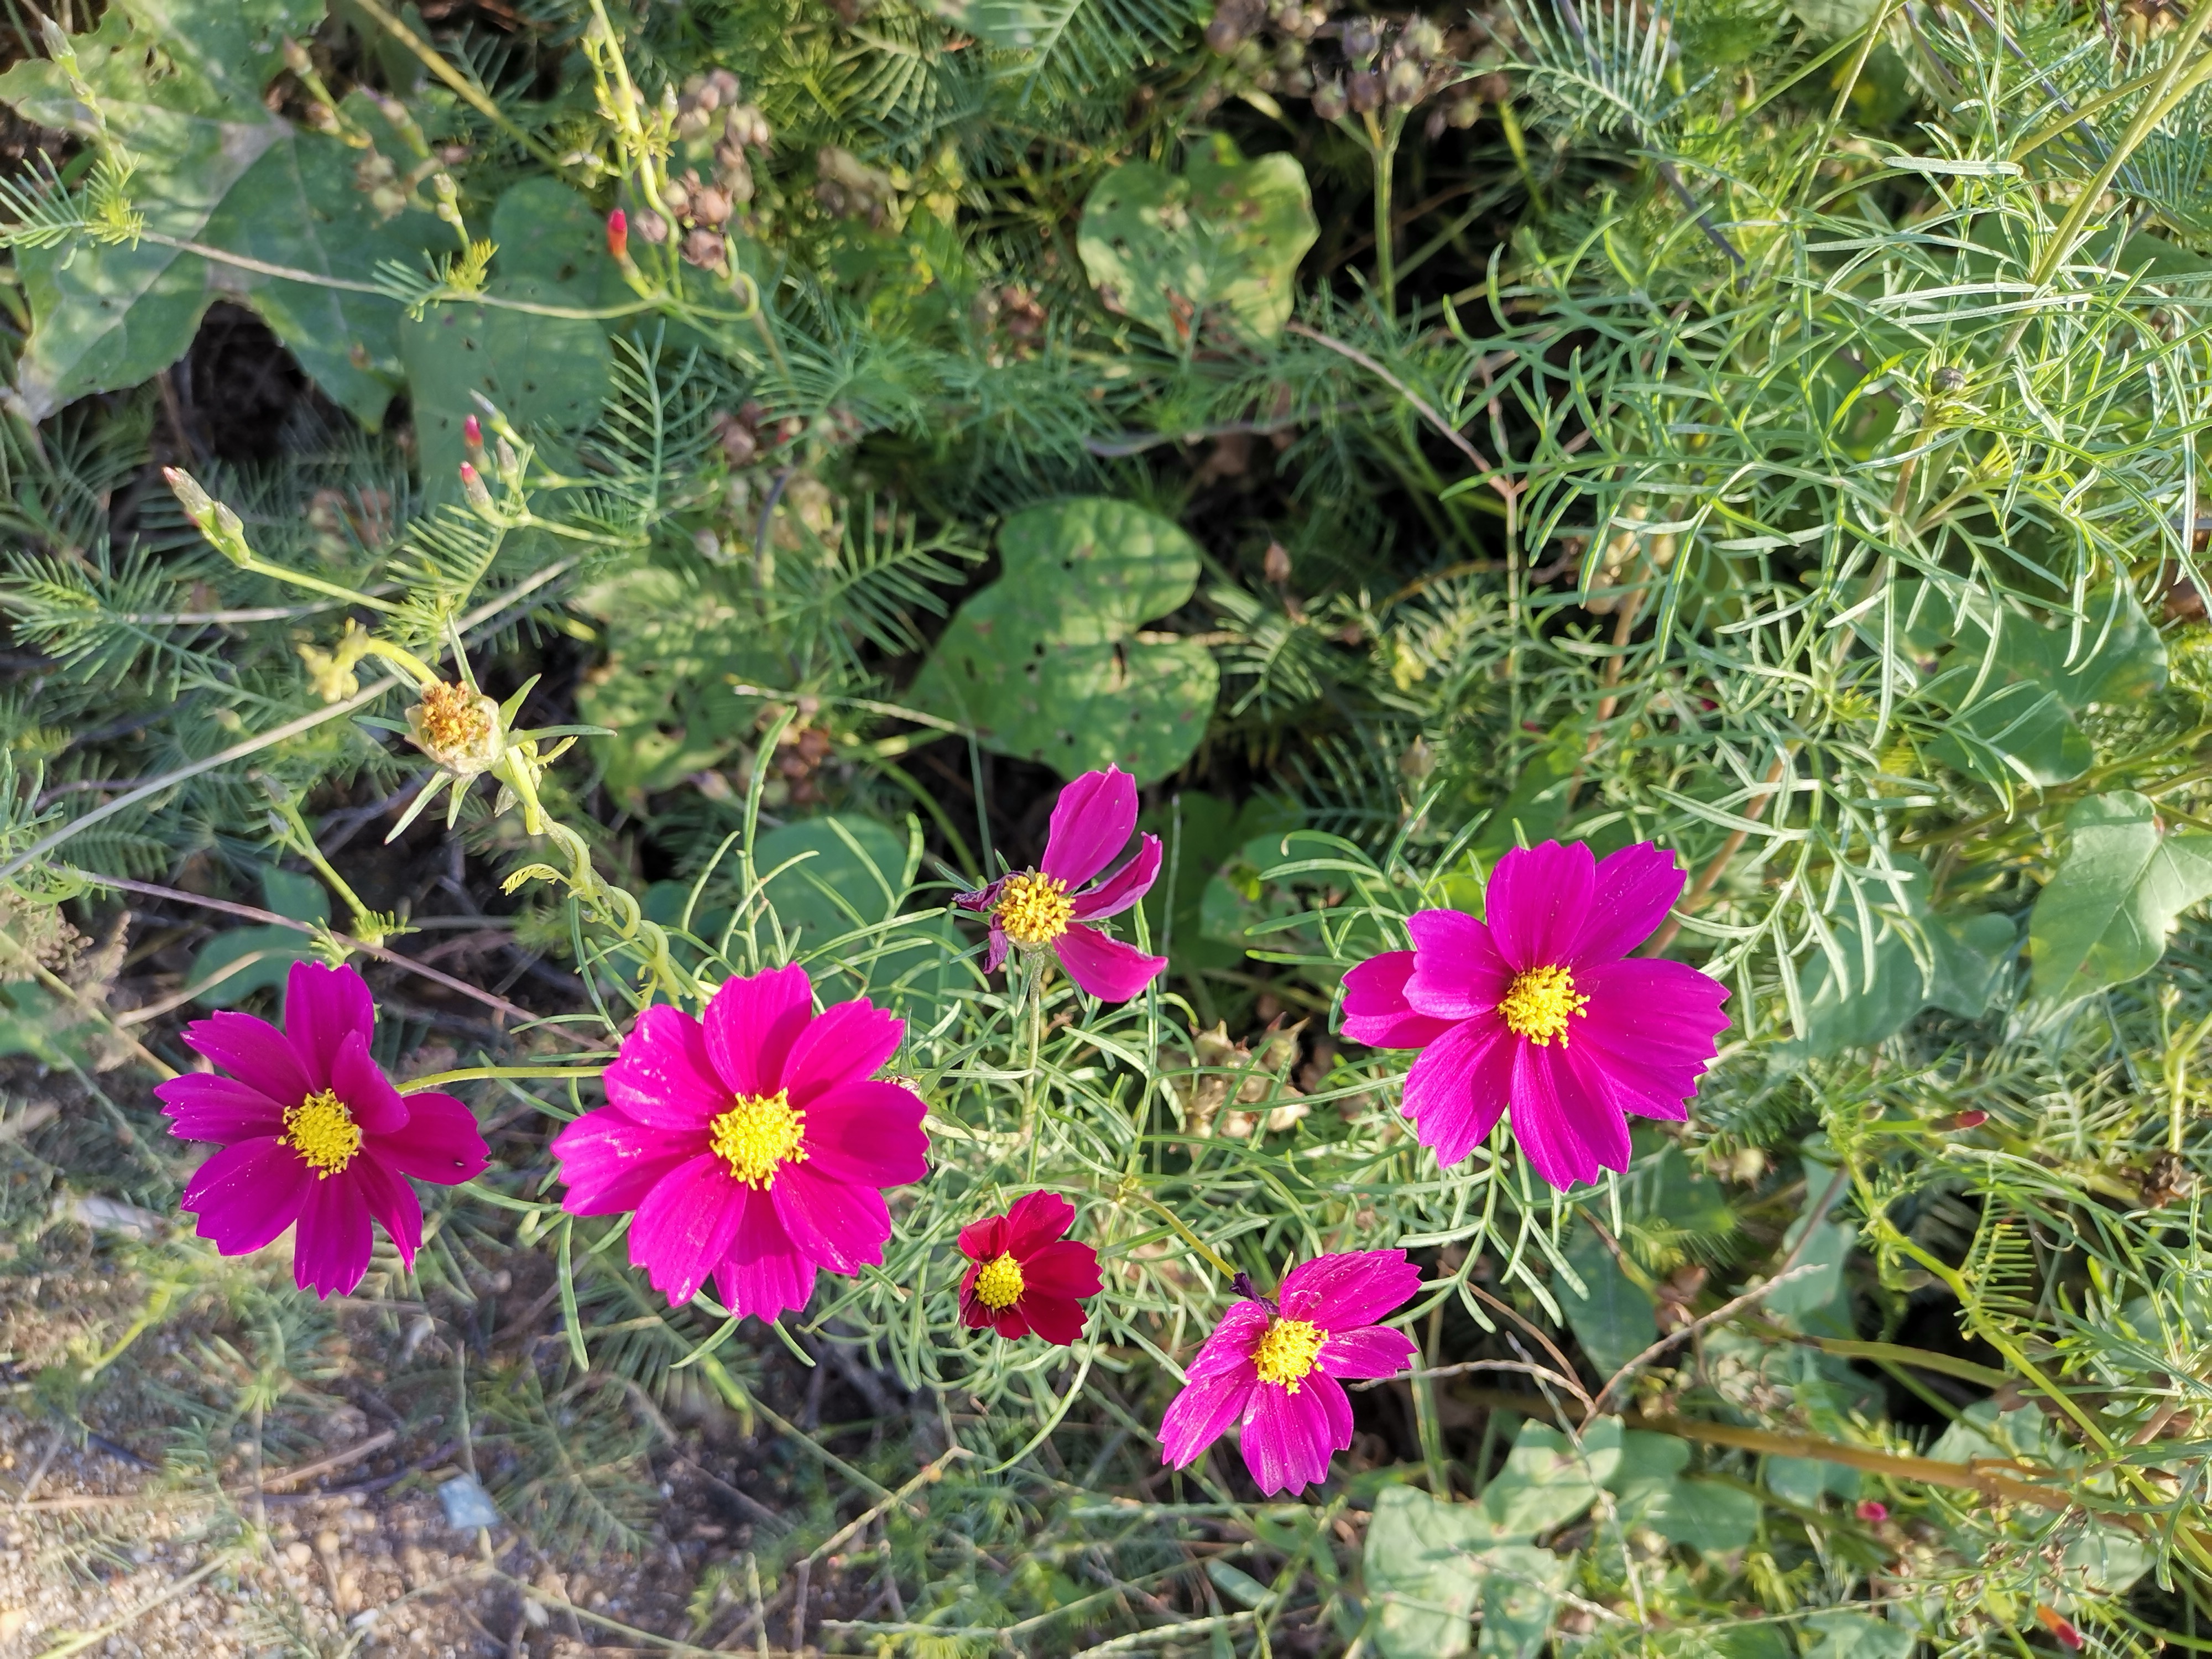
xmin=1498 ymin=964 xmax=1589 ymax=1047
xmin=1253 ymin=1317 xmax=1326 ymax=1391
xmin=284 ymin=1088 xmax=363 ymax=1177
xmin=974 ymin=1251 xmax=1026 ymax=1310
xmin=407 ymin=681 xmax=503 ymax=774
xmin=995 ymin=872 xmax=1075 ymax=948
xmin=707 ymin=1090 xmax=807 ymax=1188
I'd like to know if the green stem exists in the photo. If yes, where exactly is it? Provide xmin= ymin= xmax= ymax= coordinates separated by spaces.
xmin=401 ymin=1065 xmax=608 ymax=1093
xmin=348 ymin=0 xmax=572 ymax=178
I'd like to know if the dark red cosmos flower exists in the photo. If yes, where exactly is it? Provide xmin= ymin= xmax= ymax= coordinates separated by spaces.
xmin=957 ymin=1191 xmax=1102 ymax=1345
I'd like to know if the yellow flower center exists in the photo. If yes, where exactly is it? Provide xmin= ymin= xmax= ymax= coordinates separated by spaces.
xmin=1498 ymin=964 xmax=1589 ymax=1047
xmin=706 ymin=1090 xmax=807 ymax=1188
xmin=284 ymin=1089 xmax=362 ymax=1177
xmin=974 ymin=1251 xmax=1026 ymax=1310
xmin=996 ymin=872 xmax=1074 ymax=948
xmin=1253 ymin=1317 xmax=1326 ymax=1391
xmin=408 ymin=682 xmax=502 ymax=773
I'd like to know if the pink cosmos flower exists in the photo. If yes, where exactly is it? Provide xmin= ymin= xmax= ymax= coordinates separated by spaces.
xmin=550 ymin=964 xmax=927 ymax=1324
xmin=957 ymin=1191 xmax=1103 ymax=1345
xmin=1342 ymin=839 xmax=1729 ymax=1191
xmin=1158 ymin=1250 xmax=1420 ymax=1496
xmin=155 ymin=962 xmax=488 ymax=1300
xmin=954 ymin=766 xmax=1166 ymax=1002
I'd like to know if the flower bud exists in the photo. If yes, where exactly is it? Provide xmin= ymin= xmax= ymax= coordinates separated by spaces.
xmin=1402 ymin=18 xmax=1446 ymax=60
xmin=1263 ymin=541 xmax=1292 ymax=583
xmin=280 ymin=35 xmax=314 ymax=76
xmin=1385 ymin=57 xmax=1426 ymax=105
xmin=661 ymin=177 xmax=692 ymax=219
xmin=1855 ymin=1500 xmax=1888 ymax=1523
xmin=1931 ymin=365 xmax=1966 ymax=394
xmin=633 ymin=209 xmax=669 ymax=246
xmin=1347 ymin=69 xmax=1381 ymax=112
xmin=1312 ymin=77 xmax=1348 ymax=119
xmin=1205 ymin=12 xmax=1246 ymax=53
xmin=1342 ymin=15 xmax=1381 ymax=60
xmin=458 ymin=461 xmax=494 ymax=510
xmin=1445 ymin=91 xmax=1480 ymax=128
xmin=691 ymin=185 xmax=733 ymax=227
xmin=164 ymin=467 xmax=252 ymax=564
xmin=407 ymin=682 xmax=505 ymax=776
xmin=681 ymin=228 xmax=729 ymax=273
xmin=462 ymin=414 xmax=484 ymax=460
xmin=606 ymin=208 xmax=629 ymax=262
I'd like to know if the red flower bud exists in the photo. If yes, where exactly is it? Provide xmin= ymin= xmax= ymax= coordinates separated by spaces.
xmin=606 ymin=208 xmax=629 ymax=262
xmin=1950 ymin=1109 xmax=1989 ymax=1130
xmin=1855 ymin=1499 xmax=1887 ymax=1523
xmin=458 ymin=461 xmax=493 ymax=510
xmin=462 ymin=414 xmax=483 ymax=456
xmin=2036 ymin=1606 xmax=2083 ymax=1650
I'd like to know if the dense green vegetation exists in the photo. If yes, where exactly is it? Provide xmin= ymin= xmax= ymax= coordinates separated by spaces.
xmin=12 ymin=0 xmax=2212 ymax=1653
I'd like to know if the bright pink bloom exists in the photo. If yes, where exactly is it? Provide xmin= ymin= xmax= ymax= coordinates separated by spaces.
xmin=954 ymin=766 xmax=1166 ymax=1001
xmin=1159 ymin=1250 xmax=1419 ymax=1496
xmin=155 ymin=962 xmax=488 ymax=1300
xmin=551 ymin=965 xmax=927 ymax=1324
xmin=1342 ymin=840 xmax=1728 ymax=1190
xmin=957 ymin=1191 xmax=1102 ymax=1345
xmin=1856 ymin=1499 xmax=1888 ymax=1523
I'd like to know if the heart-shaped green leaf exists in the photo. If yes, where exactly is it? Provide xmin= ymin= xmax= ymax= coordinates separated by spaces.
xmin=906 ymin=497 xmax=1218 ymax=783
xmin=1077 ymin=134 xmax=1317 ymax=349
xmin=0 ymin=1 xmax=450 ymax=425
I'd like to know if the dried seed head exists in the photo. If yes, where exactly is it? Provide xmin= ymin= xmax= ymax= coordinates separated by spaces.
xmin=407 ymin=682 xmax=505 ymax=776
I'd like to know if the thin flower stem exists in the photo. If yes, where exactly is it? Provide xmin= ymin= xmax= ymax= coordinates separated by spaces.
xmin=400 ymin=1065 xmax=608 ymax=1092
xmin=1131 ymin=1193 xmax=1239 ymax=1280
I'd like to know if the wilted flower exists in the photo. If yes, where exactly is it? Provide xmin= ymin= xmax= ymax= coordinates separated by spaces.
xmin=1159 ymin=1251 xmax=1419 ymax=1495
xmin=1342 ymin=840 xmax=1729 ymax=1190
xmin=551 ymin=964 xmax=928 ymax=1323
xmin=957 ymin=1191 xmax=1102 ymax=1345
xmin=154 ymin=962 xmax=488 ymax=1298
xmin=406 ymin=681 xmax=504 ymax=776
xmin=954 ymin=766 xmax=1167 ymax=1003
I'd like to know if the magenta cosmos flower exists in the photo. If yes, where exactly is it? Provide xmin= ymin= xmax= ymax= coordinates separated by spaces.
xmin=1343 ymin=839 xmax=1729 ymax=1190
xmin=154 ymin=962 xmax=488 ymax=1299
xmin=957 ymin=1191 xmax=1103 ymax=1345
xmin=1159 ymin=1250 xmax=1419 ymax=1495
xmin=954 ymin=766 xmax=1166 ymax=1002
xmin=550 ymin=964 xmax=927 ymax=1323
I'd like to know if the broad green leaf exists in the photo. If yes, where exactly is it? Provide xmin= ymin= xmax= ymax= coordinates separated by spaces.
xmin=1474 ymin=1542 xmax=1570 ymax=1659
xmin=400 ymin=276 xmax=613 ymax=507
xmin=1794 ymin=859 xmax=2014 ymax=1055
xmin=491 ymin=179 xmax=634 ymax=304
xmin=1766 ymin=1155 xmax=1854 ymax=1336
xmin=1560 ymin=1227 xmax=1657 ymax=1379
xmin=754 ymin=815 xmax=964 ymax=1018
xmin=1478 ymin=1419 xmax=1620 ymax=1540
xmin=906 ymin=497 xmax=1219 ymax=783
xmin=187 ymin=865 xmax=328 ymax=1008
xmin=1364 ymin=1485 xmax=1486 ymax=1659
xmin=1908 ymin=585 xmax=2165 ymax=787
xmin=572 ymin=567 xmax=782 ymax=801
xmin=0 ymin=3 xmax=448 ymax=424
xmin=1798 ymin=1613 xmax=1916 ymax=1659
xmin=1610 ymin=1433 xmax=1760 ymax=1553
xmin=1077 ymin=134 xmax=1318 ymax=348
xmin=2029 ymin=790 xmax=2212 ymax=1005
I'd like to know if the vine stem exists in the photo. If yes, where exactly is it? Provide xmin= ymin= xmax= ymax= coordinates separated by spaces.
xmin=347 ymin=0 xmax=572 ymax=178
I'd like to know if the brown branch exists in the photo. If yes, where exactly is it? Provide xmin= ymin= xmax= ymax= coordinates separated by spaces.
xmin=71 ymin=874 xmax=596 ymax=1048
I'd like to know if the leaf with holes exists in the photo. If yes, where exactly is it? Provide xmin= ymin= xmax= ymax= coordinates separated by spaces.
xmin=1078 ymin=134 xmax=1318 ymax=349
xmin=905 ymin=497 xmax=1218 ymax=783
xmin=0 ymin=0 xmax=452 ymax=425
